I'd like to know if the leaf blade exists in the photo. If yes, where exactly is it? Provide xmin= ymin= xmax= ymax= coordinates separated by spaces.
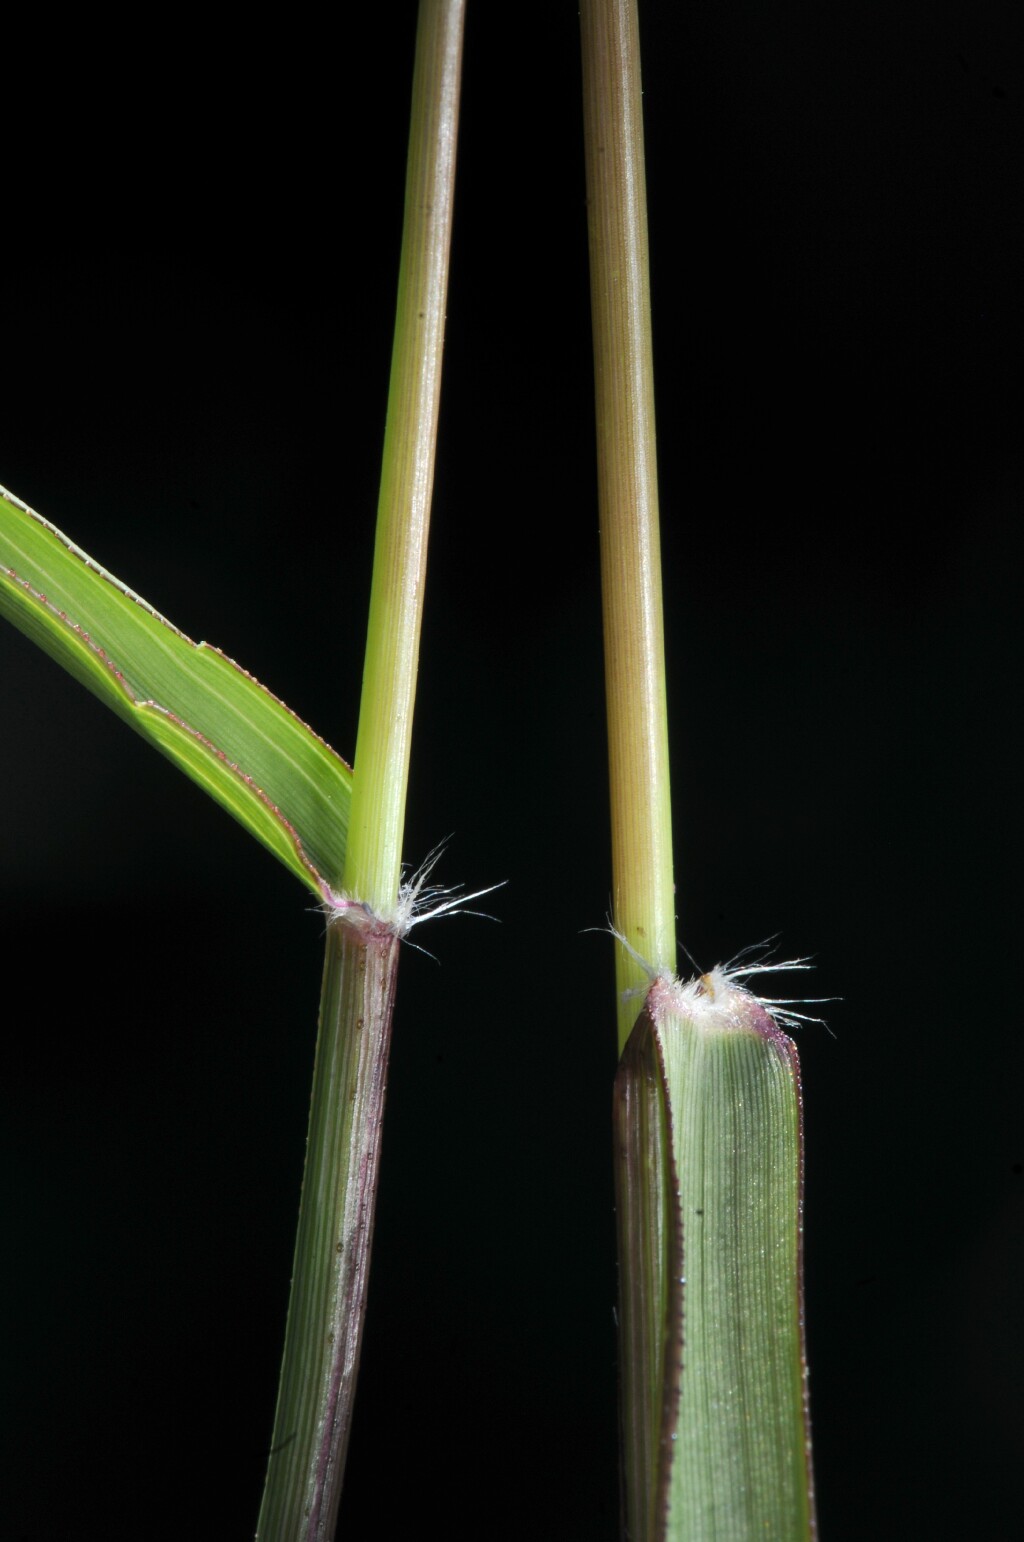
xmin=0 ymin=483 xmax=351 ymax=894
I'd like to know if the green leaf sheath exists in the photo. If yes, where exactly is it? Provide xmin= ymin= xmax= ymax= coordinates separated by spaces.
xmin=614 ymin=1011 xmax=683 ymax=1539
xmin=616 ymin=975 xmax=815 ymax=1541
xmin=257 ymin=916 xmax=399 ymax=1541
xmin=0 ymin=485 xmax=351 ymax=895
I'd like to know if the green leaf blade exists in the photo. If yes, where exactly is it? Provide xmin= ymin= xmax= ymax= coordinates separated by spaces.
xmin=0 ymin=484 xmax=351 ymax=895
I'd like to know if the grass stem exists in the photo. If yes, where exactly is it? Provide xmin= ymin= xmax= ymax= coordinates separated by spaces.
xmin=342 ymin=0 xmax=466 ymax=914
xmin=580 ymin=0 xmax=676 ymax=1049
xmin=258 ymin=4 xmax=465 ymax=1530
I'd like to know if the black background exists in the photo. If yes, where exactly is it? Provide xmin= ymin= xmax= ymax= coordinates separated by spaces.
xmin=2 ymin=3 xmax=1021 ymax=1537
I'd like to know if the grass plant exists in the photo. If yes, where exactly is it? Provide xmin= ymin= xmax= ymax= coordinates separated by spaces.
xmin=2 ymin=3 xmax=817 ymax=1535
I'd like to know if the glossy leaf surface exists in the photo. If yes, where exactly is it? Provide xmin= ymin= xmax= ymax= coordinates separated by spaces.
xmin=0 ymin=483 xmax=351 ymax=895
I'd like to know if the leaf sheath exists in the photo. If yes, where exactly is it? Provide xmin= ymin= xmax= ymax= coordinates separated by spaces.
xmin=613 ymin=1010 xmax=683 ymax=1539
xmin=257 ymin=917 xmax=400 ymax=1541
xmin=616 ymin=977 xmax=815 ymax=1540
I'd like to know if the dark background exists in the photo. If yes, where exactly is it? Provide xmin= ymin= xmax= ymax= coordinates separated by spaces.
xmin=2 ymin=3 xmax=1021 ymax=1537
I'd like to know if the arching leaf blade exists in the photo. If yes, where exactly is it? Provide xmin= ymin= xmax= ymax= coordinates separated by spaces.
xmin=136 ymin=705 xmax=327 ymax=891
xmin=0 ymin=483 xmax=351 ymax=895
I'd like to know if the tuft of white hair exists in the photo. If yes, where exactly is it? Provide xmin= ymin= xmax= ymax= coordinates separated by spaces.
xmin=318 ymin=840 xmax=502 ymax=944
xmin=611 ymin=928 xmax=833 ymax=1035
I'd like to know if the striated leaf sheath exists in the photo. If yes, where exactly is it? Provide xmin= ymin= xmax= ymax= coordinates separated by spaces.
xmin=616 ymin=969 xmax=815 ymax=1540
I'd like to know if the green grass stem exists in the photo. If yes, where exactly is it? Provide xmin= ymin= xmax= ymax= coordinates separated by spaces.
xmin=581 ymin=0 xmax=676 ymax=1050
xmin=257 ymin=4 xmax=465 ymax=1530
xmin=342 ymin=0 xmax=465 ymax=915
